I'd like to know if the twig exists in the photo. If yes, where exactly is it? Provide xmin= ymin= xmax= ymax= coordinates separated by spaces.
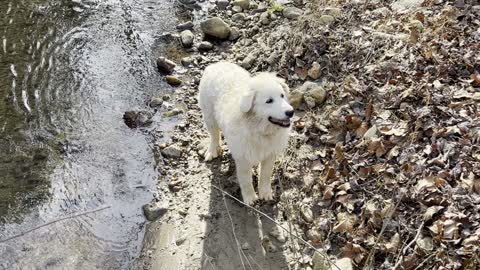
xmin=0 ymin=205 xmax=111 ymax=244
xmin=363 ymin=193 xmax=404 ymax=269
xmin=212 ymin=185 xmax=341 ymax=270
xmin=413 ymin=253 xmax=435 ymax=270
xmin=393 ymin=221 xmax=426 ymax=270
xmin=221 ymin=191 xmax=248 ymax=270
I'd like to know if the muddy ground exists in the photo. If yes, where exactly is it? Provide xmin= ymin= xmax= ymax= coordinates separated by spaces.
xmin=132 ymin=0 xmax=480 ymax=269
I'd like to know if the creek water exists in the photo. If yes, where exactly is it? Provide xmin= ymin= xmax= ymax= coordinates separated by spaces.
xmin=0 ymin=0 xmax=179 ymax=269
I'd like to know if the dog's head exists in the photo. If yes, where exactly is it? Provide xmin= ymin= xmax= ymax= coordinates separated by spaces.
xmin=240 ymin=73 xmax=294 ymax=129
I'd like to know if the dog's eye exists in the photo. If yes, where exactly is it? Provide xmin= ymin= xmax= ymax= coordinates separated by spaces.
xmin=280 ymin=94 xmax=284 ymax=98
xmin=266 ymin=98 xmax=273 ymax=104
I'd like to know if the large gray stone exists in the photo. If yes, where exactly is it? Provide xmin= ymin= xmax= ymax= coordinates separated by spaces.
xmin=232 ymin=0 xmax=250 ymax=10
xmin=161 ymin=144 xmax=183 ymax=158
xmin=200 ymin=17 xmax=231 ymax=39
xmin=283 ymin=7 xmax=303 ymax=19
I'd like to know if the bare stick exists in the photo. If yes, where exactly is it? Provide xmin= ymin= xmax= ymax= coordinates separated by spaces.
xmin=393 ymin=221 xmax=426 ymax=270
xmin=222 ymin=192 xmax=248 ymax=270
xmin=212 ymin=185 xmax=341 ymax=270
xmin=413 ymin=253 xmax=435 ymax=270
xmin=0 ymin=205 xmax=111 ymax=244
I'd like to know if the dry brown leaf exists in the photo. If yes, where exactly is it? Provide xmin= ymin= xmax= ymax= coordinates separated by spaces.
xmin=333 ymin=212 xmax=357 ymax=233
xmin=320 ymin=167 xmax=337 ymax=183
xmin=363 ymin=124 xmax=378 ymax=140
xmin=385 ymin=232 xmax=401 ymax=253
xmin=341 ymin=243 xmax=366 ymax=264
xmin=379 ymin=121 xmax=408 ymax=136
xmin=416 ymin=236 xmax=434 ymax=251
xmin=335 ymin=144 xmax=344 ymax=162
xmin=355 ymin=122 xmax=369 ymax=138
xmin=323 ymin=186 xmax=334 ymax=200
xmin=423 ymin=205 xmax=444 ymax=221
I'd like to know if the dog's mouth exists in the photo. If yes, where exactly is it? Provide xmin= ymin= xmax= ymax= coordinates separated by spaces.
xmin=268 ymin=116 xmax=291 ymax=128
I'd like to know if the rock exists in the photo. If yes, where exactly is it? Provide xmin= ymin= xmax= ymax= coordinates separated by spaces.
xmin=175 ymin=237 xmax=187 ymax=246
xmin=323 ymin=7 xmax=342 ymax=18
xmin=260 ymin=12 xmax=270 ymax=25
xmin=142 ymin=201 xmax=168 ymax=221
xmin=318 ymin=15 xmax=335 ymax=25
xmin=312 ymin=252 xmax=331 ymax=270
xmin=301 ymin=205 xmax=314 ymax=223
xmin=216 ymin=0 xmax=229 ymax=10
xmin=308 ymin=62 xmax=321 ymax=79
xmin=161 ymin=144 xmax=183 ymax=158
xmin=233 ymin=0 xmax=250 ymax=10
xmin=333 ymin=258 xmax=353 ymax=270
xmin=288 ymin=89 xmax=304 ymax=109
xmin=241 ymin=53 xmax=256 ymax=69
xmin=228 ymin=27 xmax=241 ymax=40
xmin=301 ymin=82 xmax=327 ymax=108
xmin=269 ymin=226 xmax=287 ymax=243
xmin=198 ymin=41 xmax=213 ymax=50
xmin=253 ymin=3 xmax=267 ymax=13
xmin=232 ymin=13 xmax=246 ymax=22
xmin=232 ymin=5 xmax=243 ymax=13
xmin=180 ymin=30 xmax=194 ymax=48
xmin=123 ymin=111 xmax=153 ymax=128
xmin=181 ymin=57 xmax=192 ymax=67
xmin=149 ymin=97 xmax=163 ymax=107
xmin=200 ymin=17 xmax=231 ymax=39
xmin=283 ymin=7 xmax=303 ymax=19
xmin=176 ymin=21 xmax=194 ymax=30
xmin=163 ymin=108 xmax=183 ymax=117
xmin=156 ymin=57 xmax=176 ymax=74
xmin=166 ymin=75 xmax=182 ymax=86
xmin=391 ymin=0 xmax=424 ymax=11
xmin=241 ymin=242 xmax=250 ymax=250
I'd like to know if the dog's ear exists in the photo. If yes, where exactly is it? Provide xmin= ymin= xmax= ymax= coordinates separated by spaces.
xmin=275 ymin=77 xmax=290 ymax=93
xmin=240 ymin=90 xmax=256 ymax=113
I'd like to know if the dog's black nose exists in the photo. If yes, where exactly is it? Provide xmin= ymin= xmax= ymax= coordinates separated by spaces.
xmin=285 ymin=110 xmax=294 ymax=118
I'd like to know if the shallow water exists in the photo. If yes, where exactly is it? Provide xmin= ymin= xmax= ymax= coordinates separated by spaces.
xmin=0 ymin=0 xmax=179 ymax=269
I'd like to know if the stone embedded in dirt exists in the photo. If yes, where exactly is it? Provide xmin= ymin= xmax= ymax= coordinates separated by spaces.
xmin=123 ymin=111 xmax=153 ymax=128
xmin=300 ymin=82 xmax=327 ymax=108
xmin=232 ymin=5 xmax=243 ymax=13
xmin=233 ymin=0 xmax=250 ymax=10
xmin=289 ymin=88 xmax=304 ymax=109
xmin=308 ymin=62 xmax=321 ymax=79
xmin=156 ymin=57 xmax=176 ymax=74
xmin=176 ymin=21 xmax=194 ymax=31
xmin=391 ymin=0 xmax=424 ymax=12
xmin=161 ymin=144 xmax=183 ymax=158
xmin=300 ymin=205 xmax=314 ymax=223
xmin=283 ymin=7 xmax=303 ymax=19
xmin=260 ymin=12 xmax=270 ymax=25
xmin=149 ymin=97 xmax=163 ymax=107
xmin=163 ymin=108 xmax=183 ymax=117
xmin=216 ymin=0 xmax=229 ymax=10
xmin=200 ymin=17 xmax=231 ymax=39
xmin=241 ymin=52 xmax=256 ymax=69
xmin=142 ymin=201 xmax=168 ymax=221
xmin=323 ymin=7 xmax=342 ymax=18
xmin=232 ymin=13 xmax=246 ymax=23
xmin=318 ymin=15 xmax=335 ymax=25
xmin=198 ymin=41 xmax=213 ymax=51
xmin=180 ymin=30 xmax=194 ymax=48
xmin=166 ymin=75 xmax=182 ymax=86
xmin=241 ymin=242 xmax=250 ymax=250
xmin=228 ymin=27 xmax=241 ymax=41
xmin=269 ymin=226 xmax=287 ymax=243
xmin=181 ymin=57 xmax=193 ymax=67
xmin=175 ymin=237 xmax=187 ymax=246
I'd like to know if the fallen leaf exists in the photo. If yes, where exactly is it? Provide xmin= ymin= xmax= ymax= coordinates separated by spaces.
xmin=385 ymin=233 xmax=401 ymax=253
xmin=333 ymin=212 xmax=357 ymax=233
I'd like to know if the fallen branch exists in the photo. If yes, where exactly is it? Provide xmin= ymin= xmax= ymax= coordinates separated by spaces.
xmin=212 ymin=185 xmax=341 ymax=270
xmin=393 ymin=220 xmax=426 ymax=270
xmin=0 ymin=205 xmax=111 ymax=244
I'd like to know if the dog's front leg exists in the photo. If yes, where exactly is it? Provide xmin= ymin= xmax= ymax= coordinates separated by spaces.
xmin=258 ymin=154 xmax=275 ymax=201
xmin=235 ymin=158 xmax=258 ymax=205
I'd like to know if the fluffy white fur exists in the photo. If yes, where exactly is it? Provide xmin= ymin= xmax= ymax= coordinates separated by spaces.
xmin=198 ymin=62 xmax=294 ymax=204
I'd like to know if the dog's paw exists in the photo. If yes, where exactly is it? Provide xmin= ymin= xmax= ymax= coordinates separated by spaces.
xmin=242 ymin=191 xmax=258 ymax=205
xmin=258 ymin=187 xmax=274 ymax=201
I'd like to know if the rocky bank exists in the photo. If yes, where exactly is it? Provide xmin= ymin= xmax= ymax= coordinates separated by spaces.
xmin=131 ymin=0 xmax=480 ymax=269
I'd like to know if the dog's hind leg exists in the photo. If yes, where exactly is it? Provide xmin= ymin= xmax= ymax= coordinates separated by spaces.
xmin=204 ymin=117 xmax=222 ymax=161
xmin=235 ymin=158 xmax=258 ymax=205
xmin=258 ymin=154 xmax=275 ymax=201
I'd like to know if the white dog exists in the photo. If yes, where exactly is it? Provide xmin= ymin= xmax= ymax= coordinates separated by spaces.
xmin=198 ymin=62 xmax=294 ymax=205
